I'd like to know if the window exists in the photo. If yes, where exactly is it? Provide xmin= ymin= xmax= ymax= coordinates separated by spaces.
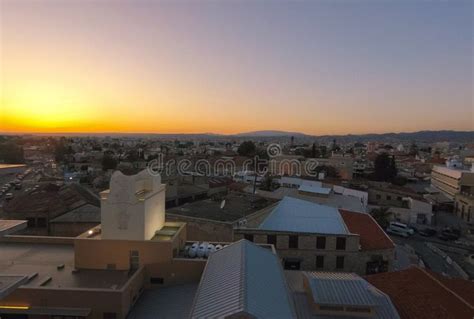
xmin=316 ymin=255 xmax=324 ymax=269
xmin=267 ymin=235 xmax=277 ymax=246
xmin=289 ymin=235 xmax=298 ymax=249
xmin=336 ymin=256 xmax=345 ymax=269
xmin=316 ymin=236 xmax=326 ymax=249
xmin=386 ymin=195 xmax=392 ymax=200
xmin=336 ymin=237 xmax=346 ymax=250
xmin=397 ymin=196 xmax=402 ymax=201
xmin=244 ymin=234 xmax=254 ymax=242
xmin=106 ymin=263 xmax=116 ymax=270
xmin=150 ymin=277 xmax=164 ymax=284
xmin=376 ymin=194 xmax=381 ymax=200
xmin=37 ymin=218 xmax=47 ymax=228
xmin=319 ymin=305 xmax=344 ymax=312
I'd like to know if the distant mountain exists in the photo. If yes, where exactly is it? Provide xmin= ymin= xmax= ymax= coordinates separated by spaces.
xmin=3 ymin=130 xmax=473 ymax=143
xmin=234 ymin=130 xmax=308 ymax=137
xmin=314 ymin=130 xmax=474 ymax=143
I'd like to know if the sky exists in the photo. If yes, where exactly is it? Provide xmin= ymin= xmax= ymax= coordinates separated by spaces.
xmin=0 ymin=0 xmax=472 ymax=135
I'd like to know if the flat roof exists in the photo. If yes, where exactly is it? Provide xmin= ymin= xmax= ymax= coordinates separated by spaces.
xmin=298 ymin=183 xmax=332 ymax=195
xmin=167 ymin=193 xmax=275 ymax=222
xmin=258 ymin=197 xmax=349 ymax=235
xmin=0 ymin=242 xmax=131 ymax=289
xmin=128 ymin=284 xmax=198 ymax=319
xmin=0 ymin=274 xmax=28 ymax=299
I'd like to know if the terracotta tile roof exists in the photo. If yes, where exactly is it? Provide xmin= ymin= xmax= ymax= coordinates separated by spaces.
xmin=427 ymin=270 xmax=474 ymax=305
xmin=339 ymin=209 xmax=394 ymax=251
xmin=365 ymin=267 xmax=474 ymax=319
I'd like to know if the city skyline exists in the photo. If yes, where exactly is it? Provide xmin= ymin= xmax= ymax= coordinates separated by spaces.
xmin=1 ymin=0 xmax=473 ymax=135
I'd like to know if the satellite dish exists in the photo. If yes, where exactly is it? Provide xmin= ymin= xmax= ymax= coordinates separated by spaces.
xmin=220 ymin=199 xmax=226 ymax=209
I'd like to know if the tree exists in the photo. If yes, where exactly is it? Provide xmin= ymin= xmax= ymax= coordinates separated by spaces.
xmin=370 ymin=207 xmax=392 ymax=228
xmin=311 ymin=143 xmax=317 ymax=158
xmin=237 ymin=141 xmax=257 ymax=157
xmin=260 ymin=175 xmax=273 ymax=191
xmin=409 ymin=142 xmax=418 ymax=156
xmin=373 ymin=153 xmax=397 ymax=181
xmin=0 ymin=141 xmax=25 ymax=163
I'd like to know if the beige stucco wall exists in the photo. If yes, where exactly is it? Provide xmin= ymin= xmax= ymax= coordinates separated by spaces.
xmin=0 ymin=266 xmax=146 ymax=319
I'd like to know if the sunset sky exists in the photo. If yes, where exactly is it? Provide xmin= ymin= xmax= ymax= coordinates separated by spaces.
xmin=1 ymin=0 xmax=472 ymax=135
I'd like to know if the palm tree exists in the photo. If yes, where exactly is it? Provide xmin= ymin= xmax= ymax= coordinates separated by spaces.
xmin=370 ymin=207 xmax=392 ymax=228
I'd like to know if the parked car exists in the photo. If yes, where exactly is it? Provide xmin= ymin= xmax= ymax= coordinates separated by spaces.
xmin=419 ymin=228 xmax=437 ymax=237
xmin=387 ymin=222 xmax=414 ymax=237
xmin=5 ymin=193 xmax=13 ymax=200
xmin=438 ymin=228 xmax=460 ymax=241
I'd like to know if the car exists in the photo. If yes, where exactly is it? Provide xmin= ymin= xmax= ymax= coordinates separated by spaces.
xmin=419 ymin=228 xmax=437 ymax=237
xmin=438 ymin=229 xmax=460 ymax=241
xmin=5 ymin=193 xmax=13 ymax=200
xmin=388 ymin=222 xmax=414 ymax=236
xmin=386 ymin=226 xmax=409 ymax=238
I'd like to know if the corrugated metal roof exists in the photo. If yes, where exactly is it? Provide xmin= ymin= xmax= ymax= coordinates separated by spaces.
xmin=304 ymin=272 xmax=400 ymax=319
xmin=306 ymin=272 xmax=376 ymax=306
xmin=259 ymin=197 xmax=348 ymax=234
xmin=189 ymin=240 xmax=296 ymax=319
xmin=285 ymin=271 xmax=400 ymax=319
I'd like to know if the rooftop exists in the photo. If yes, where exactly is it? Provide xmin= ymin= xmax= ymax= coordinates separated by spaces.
xmin=3 ymin=183 xmax=100 ymax=219
xmin=298 ymin=181 xmax=332 ymax=195
xmin=258 ymin=196 xmax=349 ymax=235
xmin=0 ymin=242 xmax=132 ymax=290
xmin=339 ymin=210 xmax=394 ymax=251
xmin=50 ymin=204 xmax=101 ymax=224
xmin=286 ymin=271 xmax=400 ymax=319
xmin=128 ymin=284 xmax=198 ymax=319
xmin=167 ymin=192 xmax=275 ymax=222
xmin=365 ymin=266 xmax=474 ymax=319
xmin=189 ymin=240 xmax=296 ymax=318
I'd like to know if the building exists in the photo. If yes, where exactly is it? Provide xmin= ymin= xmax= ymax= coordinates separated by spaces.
xmin=2 ymin=183 xmax=100 ymax=236
xmin=431 ymin=159 xmax=474 ymax=201
xmin=386 ymin=197 xmax=433 ymax=225
xmin=0 ymin=164 xmax=27 ymax=177
xmin=0 ymin=170 xmax=205 ymax=318
xmin=366 ymin=266 xmax=474 ymax=319
xmin=166 ymin=192 xmax=275 ymax=242
xmin=189 ymin=240 xmax=296 ymax=319
xmin=286 ymin=271 xmax=400 ymax=318
xmin=235 ymin=196 xmax=394 ymax=275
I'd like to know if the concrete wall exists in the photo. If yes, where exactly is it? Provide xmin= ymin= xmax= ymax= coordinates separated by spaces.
xmin=74 ymin=238 xmax=173 ymax=270
xmin=50 ymin=222 xmax=99 ymax=237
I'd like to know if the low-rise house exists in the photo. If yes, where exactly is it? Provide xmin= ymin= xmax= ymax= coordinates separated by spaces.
xmin=235 ymin=196 xmax=394 ymax=275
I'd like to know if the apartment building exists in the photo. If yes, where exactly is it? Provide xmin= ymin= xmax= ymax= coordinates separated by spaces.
xmin=234 ymin=196 xmax=394 ymax=275
xmin=431 ymin=159 xmax=474 ymax=200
